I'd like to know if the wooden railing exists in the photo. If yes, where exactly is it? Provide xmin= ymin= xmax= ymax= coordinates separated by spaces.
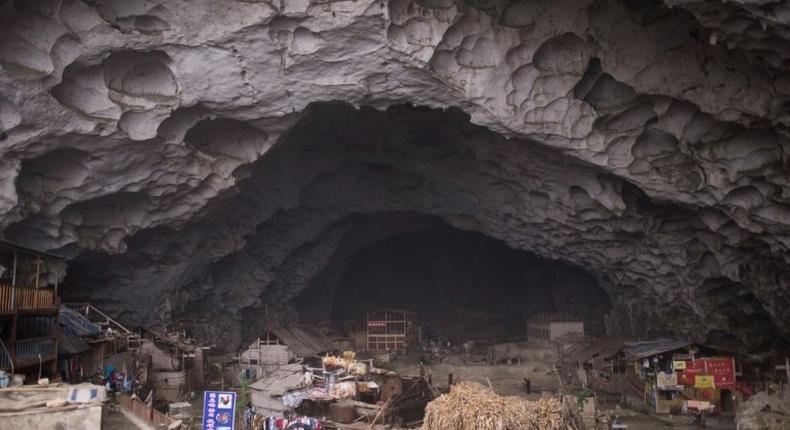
xmin=0 ymin=283 xmax=57 ymax=311
xmin=527 ymin=313 xmax=580 ymax=323
xmin=119 ymin=393 xmax=173 ymax=429
xmin=63 ymin=302 xmax=132 ymax=334
xmin=0 ymin=337 xmax=57 ymax=370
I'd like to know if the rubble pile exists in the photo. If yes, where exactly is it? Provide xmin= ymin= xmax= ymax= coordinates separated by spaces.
xmin=422 ymin=382 xmax=583 ymax=430
xmin=735 ymin=388 xmax=790 ymax=430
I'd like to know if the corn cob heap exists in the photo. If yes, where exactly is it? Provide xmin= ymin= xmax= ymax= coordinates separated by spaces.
xmin=422 ymin=382 xmax=583 ymax=430
xmin=322 ymin=350 xmax=357 ymax=371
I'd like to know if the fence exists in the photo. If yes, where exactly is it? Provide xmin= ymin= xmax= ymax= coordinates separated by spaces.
xmin=0 ymin=284 xmax=57 ymax=311
xmin=119 ymin=393 xmax=173 ymax=429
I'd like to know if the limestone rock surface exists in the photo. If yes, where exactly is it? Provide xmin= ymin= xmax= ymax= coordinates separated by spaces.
xmin=1 ymin=0 xmax=789 ymax=353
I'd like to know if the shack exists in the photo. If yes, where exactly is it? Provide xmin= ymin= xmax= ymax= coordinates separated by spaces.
xmin=240 ymin=331 xmax=291 ymax=377
xmin=526 ymin=313 xmax=584 ymax=345
xmin=562 ymin=337 xmax=751 ymax=416
xmin=622 ymin=339 xmax=741 ymax=415
xmin=241 ymin=326 xmax=335 ymax=367
xmin=248 ymin=354 xmax=435 ymax=428
xmin=561 ymin=337 xmax=628 ymax=393
xmin=250 ymin=363 xmax=306 ymax=415
xmin=139 ymin=328 xmax=204 ymax=404
xmin=58 ymin=305 xmax=104 ymax=383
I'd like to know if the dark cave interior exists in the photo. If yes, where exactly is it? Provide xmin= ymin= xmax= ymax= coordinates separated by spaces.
xmin=296 ymin=219 xmax=611 ymax=342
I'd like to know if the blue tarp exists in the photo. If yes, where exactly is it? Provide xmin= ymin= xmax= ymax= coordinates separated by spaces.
xmin=59 ymin=334 xmax=90 ymax=354
xmin=59 ymin=305 xmax=102 ymax=338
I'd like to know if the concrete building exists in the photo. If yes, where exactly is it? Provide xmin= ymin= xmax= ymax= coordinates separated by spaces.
xmin=526 ymin=313 xmax=584 ymax=344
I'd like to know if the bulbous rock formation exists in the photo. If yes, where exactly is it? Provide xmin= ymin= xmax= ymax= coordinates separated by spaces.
xmin=1 ymin=0 xmax=789 ymax=353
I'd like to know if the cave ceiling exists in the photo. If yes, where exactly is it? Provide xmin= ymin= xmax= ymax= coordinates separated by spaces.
xmin=1 ymin=0 xmax=789 ymax=353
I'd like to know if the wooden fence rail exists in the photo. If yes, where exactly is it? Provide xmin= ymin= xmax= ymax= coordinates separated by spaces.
xmin=119 ymin=393 xmax=173 ymax=429
xmin=0 ymin=283 xmax=56 ymax=311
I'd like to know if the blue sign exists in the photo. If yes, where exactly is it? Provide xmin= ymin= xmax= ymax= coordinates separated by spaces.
xmin=202 ymin=391 xmax=236 ymax=430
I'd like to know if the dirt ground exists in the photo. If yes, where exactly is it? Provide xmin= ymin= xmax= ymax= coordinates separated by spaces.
xmin=385 ymin=347 xmax=737 ymax=430
xmin=610 ymin=411 xmax=735 ymax=430
xmin=102 ymin=407 xmax=140 ymax=430
xmin=386 ymin=346 xmax=559 ymax=397
xmin=591 ymin=393 xmax=736 ymax=429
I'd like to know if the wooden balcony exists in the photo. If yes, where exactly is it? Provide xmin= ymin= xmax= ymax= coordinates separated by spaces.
xmin=0 ymin=283 xmax=58 ymax=312
xmin=0 ymin=337 xmax=57 ymax=370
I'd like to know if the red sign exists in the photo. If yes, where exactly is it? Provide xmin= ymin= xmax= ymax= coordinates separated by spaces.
xmin=677 ymin=358 xmax=735 ymax=389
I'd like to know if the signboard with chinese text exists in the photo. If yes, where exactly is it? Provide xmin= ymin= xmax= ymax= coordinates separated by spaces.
xmin=677 ymin=358 xmax=735 ymax=389
xmin=202 ymin=391 xmax=236 ymax=430
xmin=705 ymin=357 xmax=736 ymax=388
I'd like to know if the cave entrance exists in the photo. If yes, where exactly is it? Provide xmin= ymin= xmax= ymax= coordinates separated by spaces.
xmin=296 ymin=213 xmax=611 ymax=346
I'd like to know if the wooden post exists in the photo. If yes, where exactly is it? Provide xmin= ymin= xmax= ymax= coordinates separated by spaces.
xmin=11 ymin=250 xmax=17 ymax=287
xmin=776 ymin=357 xmax=790 ymax=383
xmin=35 ymin=256 xmax=41 ymax=289
xmin=10 ymin=250 xmax=17 ymax=309
xmin=448 ymin=373 xmax=453 ymax=386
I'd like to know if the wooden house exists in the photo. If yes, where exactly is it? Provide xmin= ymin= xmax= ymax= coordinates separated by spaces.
xmin=0 ymin=239 xmax=64 ymax=379
xmin=57 ymin=303 xmax=139 ymax=383
xmin=139 ymin=328 xmax=203 ymax=403
xmin=250 ymin=363 xmax=305 ymax=415
xmin=561 ymin=337 xmax=628 ymax=394
xmin=240 ymin=326 xmax=335 ymax=379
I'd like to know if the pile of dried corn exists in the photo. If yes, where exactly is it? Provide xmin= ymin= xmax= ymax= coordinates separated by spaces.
xmin=422 ymin=382 xmax=583 ymax=430
xmin=322 ymin=351 xmax=357 ymax=371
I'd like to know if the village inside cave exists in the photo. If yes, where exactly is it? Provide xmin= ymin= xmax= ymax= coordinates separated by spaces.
xmin=1 ymin=0 xmax=790 ymax=429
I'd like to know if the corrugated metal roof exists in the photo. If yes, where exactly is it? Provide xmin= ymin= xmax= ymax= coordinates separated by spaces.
xmin=269 ymin=327 xmax=335 ymax=358
xmin=623 ymin=339 xmax=693 ymax=359
xmin=143 ymin=327 xmax=196 ymax=352
xmin=563 ymin=338 xmax=626 ymax=364
xmin=59 ymin=305 xmax=102 ymax=338
xmin=250 ymin=363 xmax=304 ymax=396
xmin=0 ymin=239 xmax=64 ymax=260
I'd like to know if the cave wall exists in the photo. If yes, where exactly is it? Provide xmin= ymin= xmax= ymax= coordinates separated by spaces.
xmin=55 ymin=103 xmax=789 ymax=353
xmin=0 ymin=0 xmax=788 ymax=353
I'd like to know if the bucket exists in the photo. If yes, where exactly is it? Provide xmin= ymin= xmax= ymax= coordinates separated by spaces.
xmin=324 ymin=371 xmax=337 ymax=394
xmin=10 ymin=374 xmax=24 ymax=387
